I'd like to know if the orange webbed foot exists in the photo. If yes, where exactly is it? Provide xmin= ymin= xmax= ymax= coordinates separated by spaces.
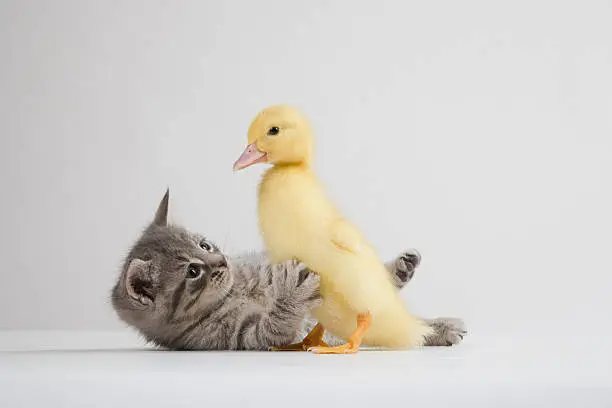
xmin=307 ymin=343 xmax=359 ymax=354
xmin=307 ymin=312 xmax=372 ymax=355
xmin=269 ymin=323 xmax=328 ymax=352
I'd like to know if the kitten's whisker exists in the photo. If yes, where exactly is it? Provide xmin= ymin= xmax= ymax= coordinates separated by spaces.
xmin=221 ymin=233 xmax=229 ymax=253
xmin=218 ymin=284 xmax=231 ymax=297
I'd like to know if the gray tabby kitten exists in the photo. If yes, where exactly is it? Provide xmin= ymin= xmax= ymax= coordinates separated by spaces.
xmin=111 ymin=191 xmax=466 ymax=350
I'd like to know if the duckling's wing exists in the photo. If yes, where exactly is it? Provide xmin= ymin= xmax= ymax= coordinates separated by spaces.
xmin=330 ymin=218 xmax=362 ymax=254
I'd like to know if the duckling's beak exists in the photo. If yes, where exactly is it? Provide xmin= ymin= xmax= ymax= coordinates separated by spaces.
xmin=233 ymin=143 xmax=267 ymax=171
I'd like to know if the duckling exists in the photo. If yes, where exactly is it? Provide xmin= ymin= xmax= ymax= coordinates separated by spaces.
xmin=233 ymin=105 xmax=433 ymax=354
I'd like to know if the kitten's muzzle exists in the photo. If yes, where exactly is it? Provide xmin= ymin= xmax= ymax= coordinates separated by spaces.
xmin=210 ymin=268 xmax=227 ymax=280
xmin=219 ymin=257 xmax=228 ymax=268
xmin=208 ymin=256 xmax=229 ymax=280
xmin=209 ymin=256 xmax=227 ymax=269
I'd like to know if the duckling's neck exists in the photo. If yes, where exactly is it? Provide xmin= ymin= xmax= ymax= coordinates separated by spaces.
xmin=263 ymin=161 xmax=314 ymax=180
xmin=274 ymin=161 xmax=311 ymax=171
xmin=272 ymin=152 xmax=313 ymax=170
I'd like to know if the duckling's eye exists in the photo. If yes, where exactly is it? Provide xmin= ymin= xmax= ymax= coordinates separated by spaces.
xmin=186 ymin=264 xmax=202 ymax=279
xmin=267 ymin=126 xmax=280 ymax=136
xmin=199 ymin=240 xmax=213 ymax=252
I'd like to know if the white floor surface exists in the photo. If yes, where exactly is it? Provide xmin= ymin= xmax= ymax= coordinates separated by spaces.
xmin=0 ymin=330 xmax=610 ymax=408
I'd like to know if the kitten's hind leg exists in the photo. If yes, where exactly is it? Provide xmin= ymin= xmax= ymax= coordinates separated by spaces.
xmin=269 ymin=323 xmax=328 ymax=351
xmin=423 ymin=317 xmax=467 ymax=346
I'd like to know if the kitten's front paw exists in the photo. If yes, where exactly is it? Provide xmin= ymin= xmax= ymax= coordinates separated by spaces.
xmin=424 ymin=317 xmax=467 ymax=346
xmin=293 ymin=266 xmax=322 ymax=309
xmin=392 ymin=248 xmax=421 ymax=287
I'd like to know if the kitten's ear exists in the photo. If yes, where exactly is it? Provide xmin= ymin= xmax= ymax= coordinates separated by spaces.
xmin=125 ymin=259 xmax=155 ymax=306
xmin=153 ymin=188 xmax=169 ymax=226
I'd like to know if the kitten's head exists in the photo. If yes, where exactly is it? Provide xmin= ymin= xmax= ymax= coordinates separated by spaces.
xmin=111 ymin=189 xmax=233 ymax=341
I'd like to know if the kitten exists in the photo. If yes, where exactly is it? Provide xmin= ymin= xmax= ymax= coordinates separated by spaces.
xmin=111 ymin=190 xmax=466 ymax=350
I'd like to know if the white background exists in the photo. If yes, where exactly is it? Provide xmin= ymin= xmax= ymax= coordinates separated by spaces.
xmin=0 ymin=0 xmax=610 ymax=339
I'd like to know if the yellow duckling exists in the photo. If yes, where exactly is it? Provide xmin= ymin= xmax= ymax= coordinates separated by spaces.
xmin=233 ymin=105 xmax=433 ymax=354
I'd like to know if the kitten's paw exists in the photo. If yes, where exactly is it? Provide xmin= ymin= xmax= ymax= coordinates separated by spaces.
xmin=392 ymin=248 xmax=421 ymax=287
xmin=424 ymin=317 xmax=467 ymax=347
xmin=400 ymin=248 xmax=422 ymax=268
xmin=293 ymin=265 xmax=322 ymax=309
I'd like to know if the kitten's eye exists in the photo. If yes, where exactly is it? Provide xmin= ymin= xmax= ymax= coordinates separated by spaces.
xmin=186 ymin=264 xmax=202 ymax=279
xmin=267 ymin=126 xmax=279 ymax=136
xmin=199 ymin=240 xmax=213 ymax=252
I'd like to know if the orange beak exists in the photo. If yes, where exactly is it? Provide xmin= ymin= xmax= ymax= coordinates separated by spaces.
xmin=233 ymin=143 xmax=267 ymax=171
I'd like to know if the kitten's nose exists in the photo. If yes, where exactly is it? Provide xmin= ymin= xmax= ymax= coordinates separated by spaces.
xmin=211 ymin=256 xmax=228 ymax=269
xmin=209 ymin=256 xmax=228 ymax=280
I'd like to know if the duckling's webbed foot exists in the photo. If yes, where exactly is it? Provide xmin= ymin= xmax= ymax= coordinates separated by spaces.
xmin=269 ymin=323 xmax=328 ymax=351
xmin=308 ymin=312 xmax=372 ymax=355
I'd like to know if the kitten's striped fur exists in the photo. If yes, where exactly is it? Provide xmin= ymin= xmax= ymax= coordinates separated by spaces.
xmin=111 ymin=191 xmax=466 ymax=350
